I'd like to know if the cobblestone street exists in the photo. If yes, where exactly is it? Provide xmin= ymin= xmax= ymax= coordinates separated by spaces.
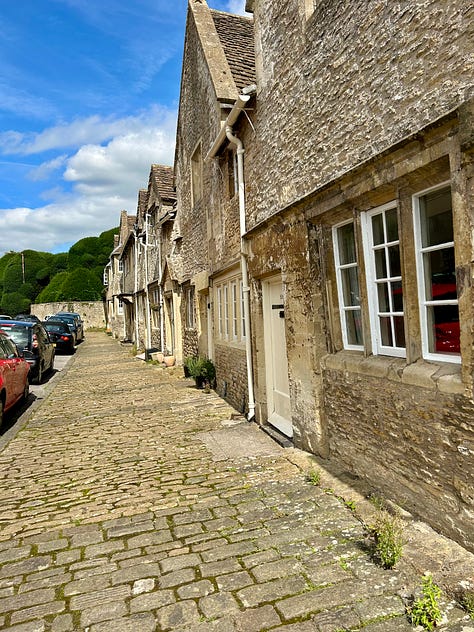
xmin=0 ymin=333 xmax=473 ymax=631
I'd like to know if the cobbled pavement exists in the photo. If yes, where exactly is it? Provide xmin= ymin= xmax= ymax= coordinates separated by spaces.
xmin=0 ymin=333 xmax=473 ymax=632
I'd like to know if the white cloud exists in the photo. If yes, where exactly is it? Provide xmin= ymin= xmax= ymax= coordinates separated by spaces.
xmin=225 ymin=0 xmax=251 ymax=15
xmin=0 ymin=108 xmax=177 ymax=256
xmin=0 ymin=105 xmax=175 ymax=156
xmin=28 ymin=155 xmax=68 ymax=182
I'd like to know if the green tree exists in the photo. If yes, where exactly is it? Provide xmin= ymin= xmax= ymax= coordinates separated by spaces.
xmin=59 ymin=268 xmax=104 ymax=301
xmin=36 ymin=272 xmax=69 ymax=303
xmin=1 ymin=292 xmax=31 ymax=315
xmin=0 ymin=225 xmax=118 ymax=307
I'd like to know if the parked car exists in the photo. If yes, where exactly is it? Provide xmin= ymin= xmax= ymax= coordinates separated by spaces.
xmin=0 ymin=320 xmax=55 ymax=384
xmin=0 ymin=332 xmax=30 ymax=427
xmin=15 ymin=314 xmax=41 ymax=323
xmin=0 ymin=315 xmax=12 ymax=319
xmin=42 ymin=320 xmax=75 ymax=354
xmin=53 ymin=313 xmax=84 ymax=342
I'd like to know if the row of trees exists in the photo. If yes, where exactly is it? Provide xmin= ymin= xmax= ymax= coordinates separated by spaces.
xmin=0 ymin=228 xmax=117 ymax=316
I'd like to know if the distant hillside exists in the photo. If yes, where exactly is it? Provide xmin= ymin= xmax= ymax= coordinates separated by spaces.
xmin=0 ymin=227 xmax=118 ymax=316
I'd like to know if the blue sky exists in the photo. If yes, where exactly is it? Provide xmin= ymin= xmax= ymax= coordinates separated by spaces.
xmin=0 ymin=0 xmax=249 ymax=257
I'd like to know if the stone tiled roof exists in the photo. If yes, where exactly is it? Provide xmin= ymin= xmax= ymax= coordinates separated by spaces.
xmin=151 ymin=164 xmax=176 ymax=203
xmin=137 ymin=189 xmax=148 ymax=223
xmin=211 ymin=10 xmax=255 ymax=91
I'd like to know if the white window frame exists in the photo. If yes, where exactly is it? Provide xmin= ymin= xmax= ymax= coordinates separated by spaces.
xmin=118 ymin=259 xmax=123 ymax=273
xmin=413 ymin=181 xmax=460 ymax=364
xmin=240 ymin=280 xmax=246 ymax=340
xmin=215 ymin=274 xmax=245 ymax=345
xmin=361 ymin=201 xmax=406 ymax=358
xmin=333 ymin=220 xmax=364 ymax=351
xmin=231 ymin=281 xmax=238 ymax=339
xmin=117 ymin=298 xmax=123 ymax=315
xmin=223 ymin=284 xmax=229 ymax=338
xmin=217 ymin=287 xmax=223 ymax=337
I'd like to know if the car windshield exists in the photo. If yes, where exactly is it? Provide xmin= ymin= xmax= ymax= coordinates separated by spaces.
xmin=0 ymin=324 xmax=30 ymax=349
xmin=44 ymin=322 xmax=69 ymax=333
xmin=56 ymin=316 xmax=75 ymax=323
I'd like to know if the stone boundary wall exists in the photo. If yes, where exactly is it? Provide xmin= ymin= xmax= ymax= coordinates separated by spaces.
xmin=32 ymin=302 xmax=106 ymax=330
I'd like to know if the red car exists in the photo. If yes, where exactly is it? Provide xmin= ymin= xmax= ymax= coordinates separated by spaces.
xmin=0 ymin=331 xmax=30 ymax=427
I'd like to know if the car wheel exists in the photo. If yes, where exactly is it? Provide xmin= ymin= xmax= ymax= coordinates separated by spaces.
xmin=22 ymin=380 xmax=29 ymax=402
xmin=0 ymin=398 xmax=4 ymax=428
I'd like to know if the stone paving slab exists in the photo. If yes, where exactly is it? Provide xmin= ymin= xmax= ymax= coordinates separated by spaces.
xmin=0 ymin=333 xmax=473 ymax=631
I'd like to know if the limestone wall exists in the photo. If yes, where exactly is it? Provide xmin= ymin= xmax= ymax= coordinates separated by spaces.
xmin=32 ymin=302 xmax=106 ymax=330
xmin=246 ymin=0 xmax=474 ymax=228
xmin=214 ymin=344 xmax=247 ymax=414
xmin=322 ymin=354 xmax=473 ymax=552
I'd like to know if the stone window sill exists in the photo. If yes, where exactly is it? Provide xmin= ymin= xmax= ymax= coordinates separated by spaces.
xmin=321 ymin=351 xmax=464 ymax=395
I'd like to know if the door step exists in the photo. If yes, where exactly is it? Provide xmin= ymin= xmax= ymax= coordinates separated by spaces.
xmin=261 ymin=423 xmax=294 ymax=448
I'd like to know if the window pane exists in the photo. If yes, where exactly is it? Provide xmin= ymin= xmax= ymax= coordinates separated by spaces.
xmin=379 ymin=316 xmax=393 ymax=346
xmin=394 ymin=316 xmax=405 ymax=347
xmin=341 ymin=267 xmax=360 ymax=306
xmin=428 ymin=304 xmax=460 ymax=354
xmin=372 ymin=213 xmax=384 ymax=245
xmin=374 ymin=249 xmax=387 ymax=279
xmin=385 ymin=208 xmax=398 ymax=242
xmin=391 ymin=281 xmax=403 ymax=312
xmin=388 ymin=245 xmax=401 ymax=277
xmin=337 ymin=223 xmax=356 ymax=264
xmin=377 ymin=282 xmax=390 ymax=312
xmin=423 ymin=248 xmax=457 ymax=301
xmin=420 ymin=188 xmax=453 ymax=247
xmin=345 ymin=309 xmax=363 ymax=346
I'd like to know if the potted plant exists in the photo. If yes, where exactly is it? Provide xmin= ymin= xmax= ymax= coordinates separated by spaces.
xmin=184 ymin=356 xmax=216 ymax=390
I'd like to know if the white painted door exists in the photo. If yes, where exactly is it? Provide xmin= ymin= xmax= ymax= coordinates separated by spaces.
xmin=263 ymin=276 xmax=292 ymax=437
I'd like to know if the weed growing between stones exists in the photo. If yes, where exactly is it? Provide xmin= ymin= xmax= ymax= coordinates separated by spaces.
xmin=343 ymin=498 xmax=357 ymax=512
xmin=370 ymin=509 xmax=404 ymax=569
xmin=368 ymin=492 xmax=386 ymax=510
xmin=407 ymin=573 xmax=443 ymax=630
xmin=306 ymin=468 xmax=321 ymax=486
xmin=457 ymin=586 xmax=474 ymax=619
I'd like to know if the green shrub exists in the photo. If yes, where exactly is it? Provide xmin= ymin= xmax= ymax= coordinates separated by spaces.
xmin=184 ymin=356 xmax=216 ymax=388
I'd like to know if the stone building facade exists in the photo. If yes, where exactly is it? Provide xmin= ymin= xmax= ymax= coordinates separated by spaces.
xmin=243 ymin=0 xmax=474 ymax=550
xmin=173 ymin=0 xmax=255 ymax=411
xmin=105 ymin=0 xmax=474 ymax=550
xmin=105 ymin=167 xmax=177 ymax=357
xmin=104 ymin=210 xmax=136 ymax=341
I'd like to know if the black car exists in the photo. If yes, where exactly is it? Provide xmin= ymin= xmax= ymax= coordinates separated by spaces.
xmin=0 ymin=320 xmax=55 ymax=384
xmin=53 ymin=313 xmax=84 ymax=343
xmin=15 ymin=314 xmax=41 ymax=323
xmin=42 ymin=320 xmax=75 ymax=355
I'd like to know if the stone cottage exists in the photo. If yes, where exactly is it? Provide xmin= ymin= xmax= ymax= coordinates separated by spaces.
xmin=241 ymin=0 xmax=474 ymax=550
xmin=104 ymin=210 xmax=136 ymax=341
xmin=143 ymin=164 xmax=178 ymax=357
xmin=106 ymin=0 xmax=473 ymax=551
xmin=173 ymin=0 xmax=255 ymax=412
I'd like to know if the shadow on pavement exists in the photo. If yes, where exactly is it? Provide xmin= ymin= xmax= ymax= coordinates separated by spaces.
xmin=0 ymin=392 xmax=38 ymax=436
